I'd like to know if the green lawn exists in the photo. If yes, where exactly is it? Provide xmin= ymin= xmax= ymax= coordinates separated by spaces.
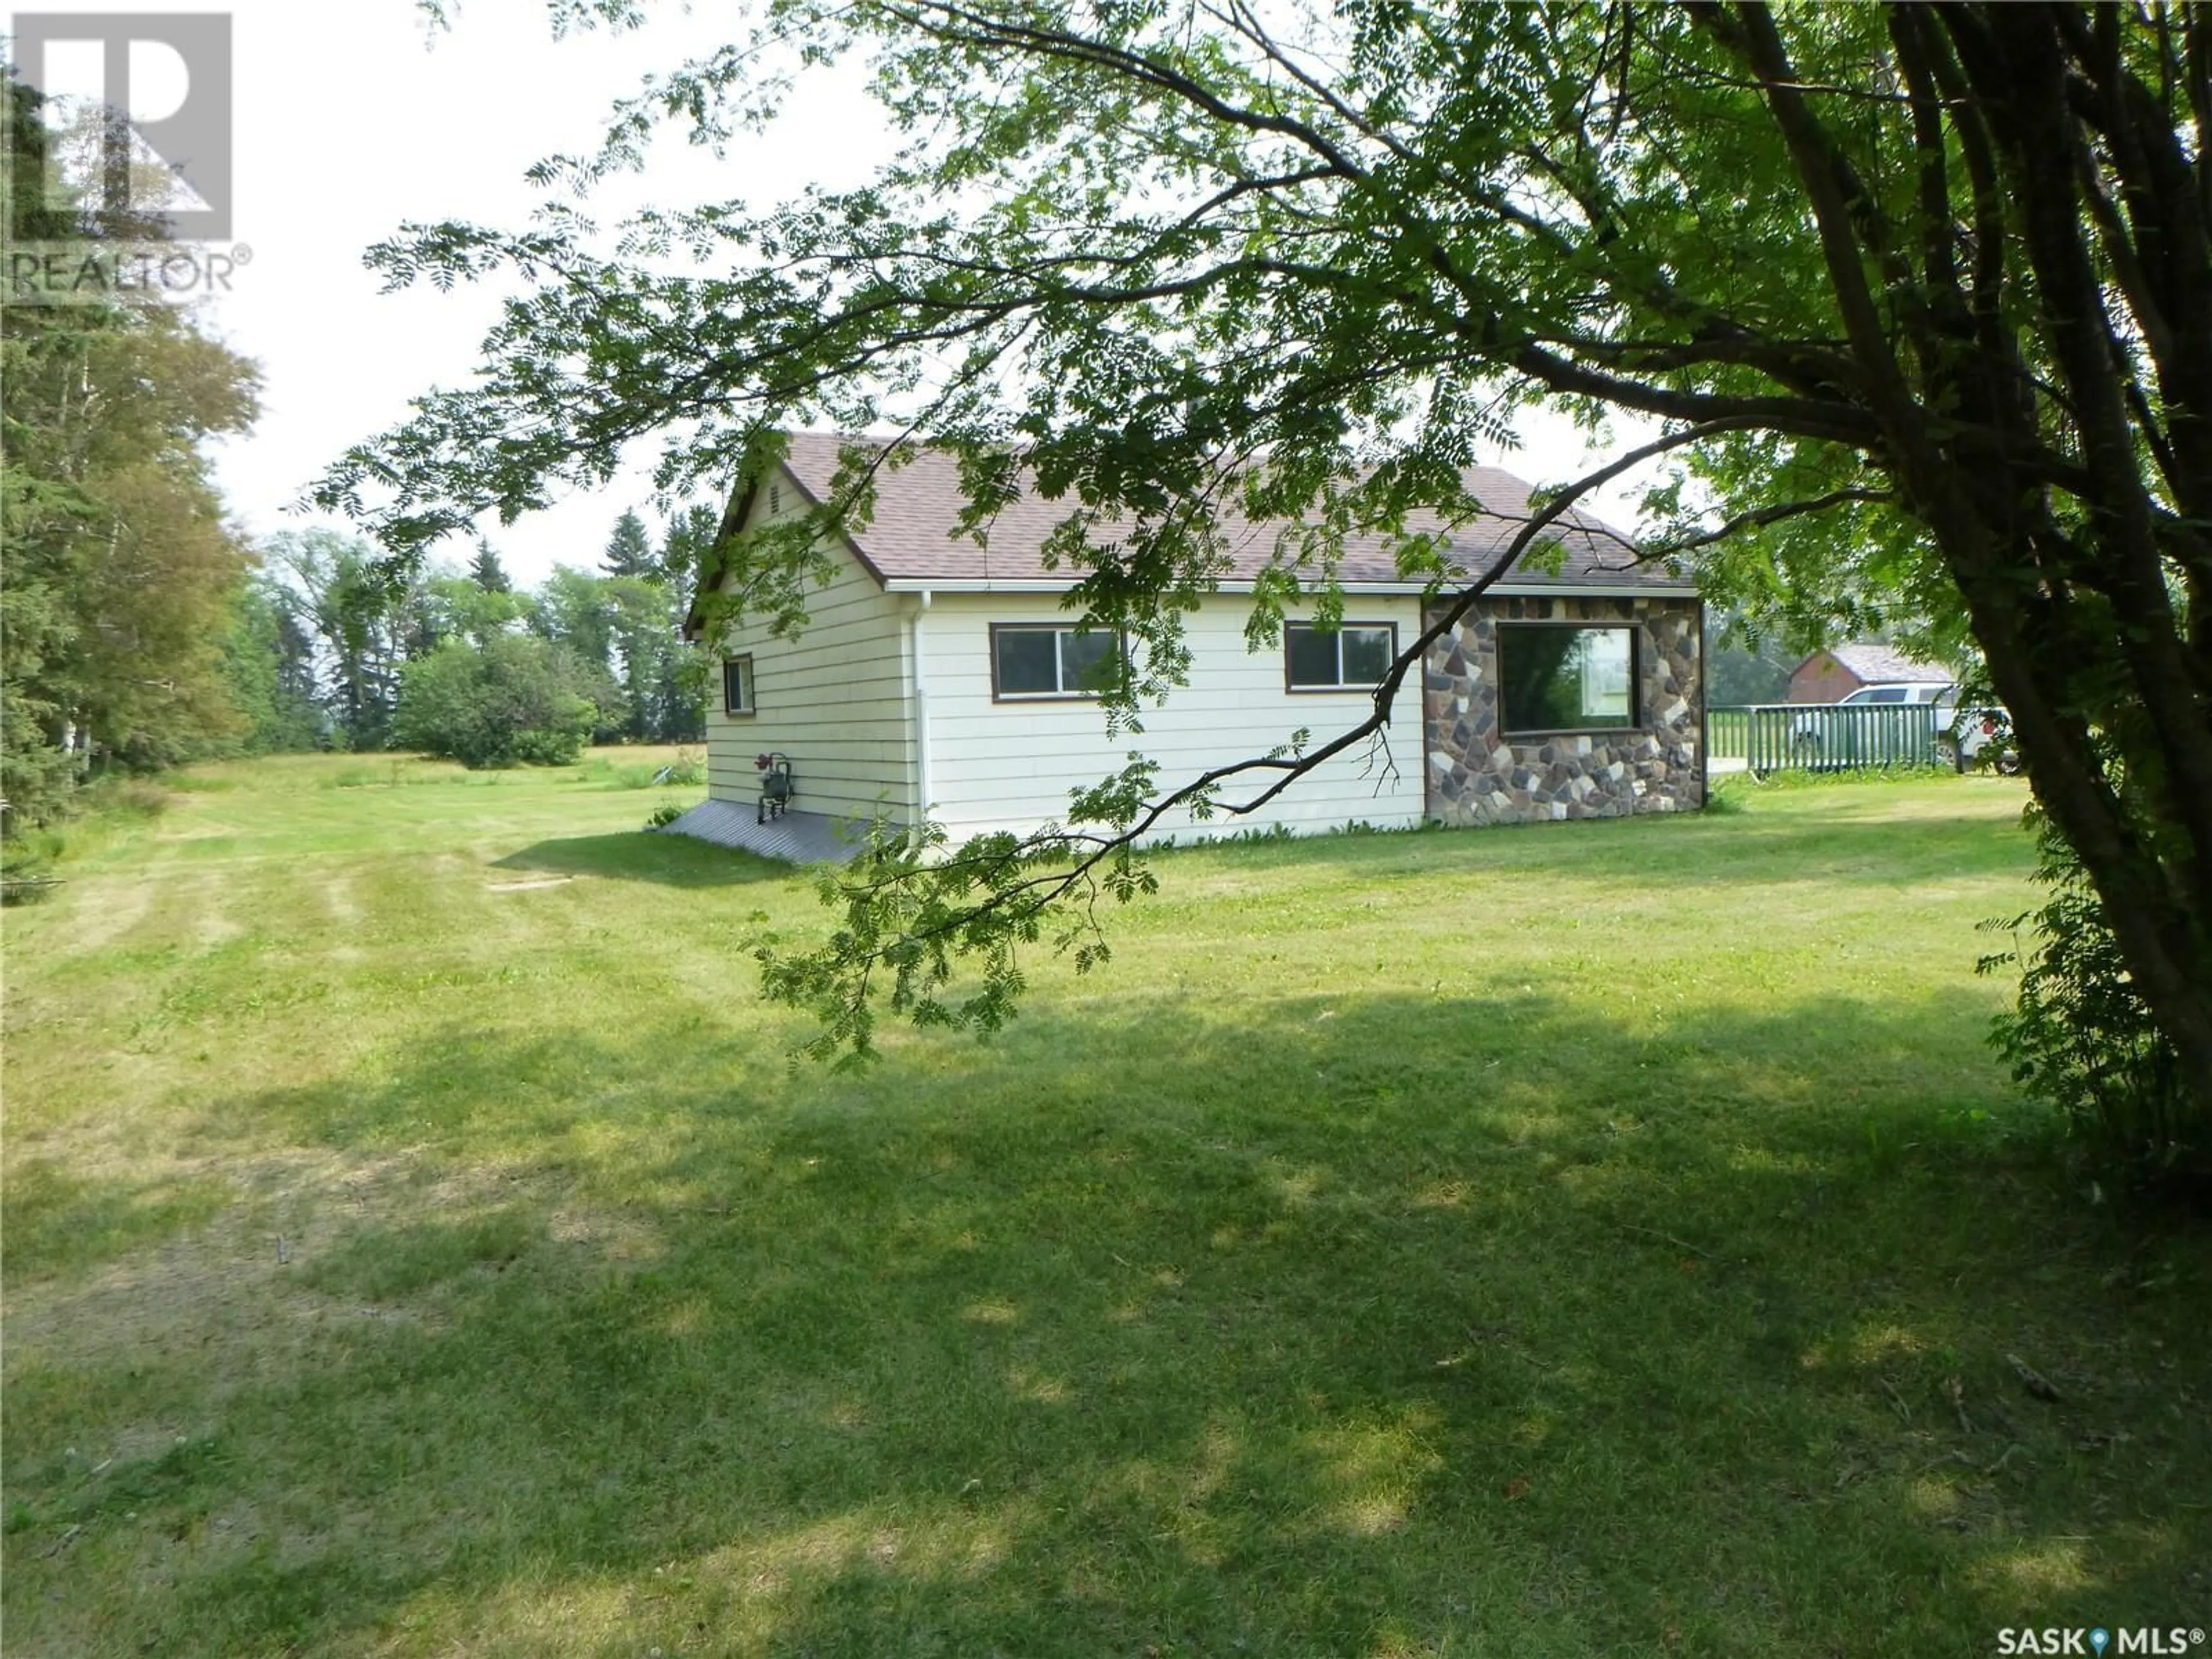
xmin=5 ymin=754 xmax=2207 ymax=1657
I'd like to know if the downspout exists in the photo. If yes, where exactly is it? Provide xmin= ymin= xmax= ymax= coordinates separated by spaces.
xmin=911 ymin=590 xmax=933 ymax=838
xmin=1695 ymin=598 xmax=1710 ymax=810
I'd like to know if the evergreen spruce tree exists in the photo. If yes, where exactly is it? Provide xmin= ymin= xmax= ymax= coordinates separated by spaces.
xmin=469 ymin=537 xmax=512 ymax=593
xmin=600 ymin=510 xmax=654 ymax=578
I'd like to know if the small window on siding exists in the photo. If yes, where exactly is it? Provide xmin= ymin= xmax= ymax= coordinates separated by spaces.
xmin=722 ymin=655 xmax=755 ymax=715
xmin=991 ymin=624 xmax=1120 ymax=699
xmin=1285 ymin=622 xmax=1395 ymax=691
xmin=768 ymin=482 xmax=783 ymax=516
xmin=1498 ymin=625 xmax=1636 ymax=732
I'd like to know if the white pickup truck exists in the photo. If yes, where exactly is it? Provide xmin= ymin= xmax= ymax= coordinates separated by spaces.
xmin=1789 ymin=681 xmax=2022 ymax=772
xmin=1934 ymin=690 xmax=2022 ymax=773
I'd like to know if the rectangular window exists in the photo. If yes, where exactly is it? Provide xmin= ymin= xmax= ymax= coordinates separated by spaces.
xmin=1285 ymin=621 xmax=1396 ymax=691
xmin=991 ymin=624 xmax=1120 ymax=699
xmin=1498 ymin=625 xmax=1637 ymax=732
xmin=722 ymin=655 xmax=755 ymax=715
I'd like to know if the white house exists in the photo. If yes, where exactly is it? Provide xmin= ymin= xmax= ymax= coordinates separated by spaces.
xmin=671 ymin=433 xmax=1704 ymax=860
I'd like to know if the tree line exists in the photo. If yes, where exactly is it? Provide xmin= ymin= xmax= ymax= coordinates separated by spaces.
xmin=2 ymin=74 xmax=709 ymax=843
xmin=237 ymin=513 xmax=709 ymax=768
xmin=2 ymin=77 xmax=259 ymax=834
xmin=4 ymin=272 xmax=708 ymax=828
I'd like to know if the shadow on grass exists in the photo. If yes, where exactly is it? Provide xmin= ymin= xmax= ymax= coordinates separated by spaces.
xmin=491 ymin=831 xmax=790 ymax=888
xmin=0 ymin=1160 xmax=231 ymax=1287
xmin=7 ymin=984 xmax=2206 ymax=1657
xmin=1137 ymin=792 xmax=2035 ymax=899
xmin=497 ymin=779 xmax=2027 ymax=900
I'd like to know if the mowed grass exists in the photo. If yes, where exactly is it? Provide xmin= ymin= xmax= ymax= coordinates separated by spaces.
xmin=5 ymin=752 xmax=2209 ymax=1657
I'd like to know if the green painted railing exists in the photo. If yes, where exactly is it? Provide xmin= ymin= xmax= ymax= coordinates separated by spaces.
xmin=1711 ymin=703 xmax=1943 ymax=774
xmin=1710 ymin=707 xmax=1751 ymax=761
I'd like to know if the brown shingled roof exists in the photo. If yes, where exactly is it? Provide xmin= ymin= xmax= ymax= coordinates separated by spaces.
xmin=704 ymin=431 xmax=1687 ymax=609
xmin=1805 ymin=643 xmax=1955 ymax=685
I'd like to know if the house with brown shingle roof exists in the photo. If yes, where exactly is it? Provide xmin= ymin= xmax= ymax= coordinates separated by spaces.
xmin=672 ymin=433 xmax=1705 ymax=859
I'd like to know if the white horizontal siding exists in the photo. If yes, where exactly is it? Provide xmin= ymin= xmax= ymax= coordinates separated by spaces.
xmin=706 ymin=498 xmax=914 ymax=825
xmin=918 ymin=594 xmax=1426 ymax=843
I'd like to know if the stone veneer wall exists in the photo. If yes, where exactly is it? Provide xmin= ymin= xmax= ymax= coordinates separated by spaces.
xmin=1424 ymin=596 xmax=1703 ymax=825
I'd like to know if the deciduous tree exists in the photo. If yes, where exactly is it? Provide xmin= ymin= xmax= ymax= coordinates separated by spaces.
xmin=257 ymin=529 xmax=432 ymax=751
xmin=219 ymin=580 xmax=325 ymax=754
xmin=3 ymin=83 xmax=260 ymax=820
xmin=392 ymin=632 xmax=608 ymax=768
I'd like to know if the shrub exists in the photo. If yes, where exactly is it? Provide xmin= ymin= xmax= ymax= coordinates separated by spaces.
xmin=1 ymin=777 xmax=171 ymax=901
xmin=1 ymin=825 xmax=65 ymax=902
xmin=584 ymin=749 xmax=710 ymax=791
xmin=645 ymin=801 xmax=688 ymax=830
xmin=392 ymin=636 xmax=605 ymax=769
xmin=654 ymin=748 xmax=706 ymax=787
xmin=0 ymin=696 xmax=79 ymax=831
xmin=1980 ymin=806 xmax=2198 ymax=1191
xmin=81 ymin=777 xmax=171 ymax=819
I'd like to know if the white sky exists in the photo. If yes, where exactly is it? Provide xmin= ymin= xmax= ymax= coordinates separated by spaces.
xmin=16 ymin=0 xmax=1661 ymax=587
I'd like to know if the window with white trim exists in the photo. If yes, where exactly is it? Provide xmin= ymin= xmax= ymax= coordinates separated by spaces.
xmin=1498 ymin=625 xmax=1637 ymax=732
xmin=722 ymin=655 xmax=756 ymax=715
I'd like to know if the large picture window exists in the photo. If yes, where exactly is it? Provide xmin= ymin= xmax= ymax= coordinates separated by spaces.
xmin=722 ymin=655 xmax=755 ymax=715
xmin=1285 ymin=621 xmax=1396 ymax=691
xmin=1499 ymin=625 xmax=1637 ymax=732
xmin=991 ymin=624 xmax=1120 ymax=699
